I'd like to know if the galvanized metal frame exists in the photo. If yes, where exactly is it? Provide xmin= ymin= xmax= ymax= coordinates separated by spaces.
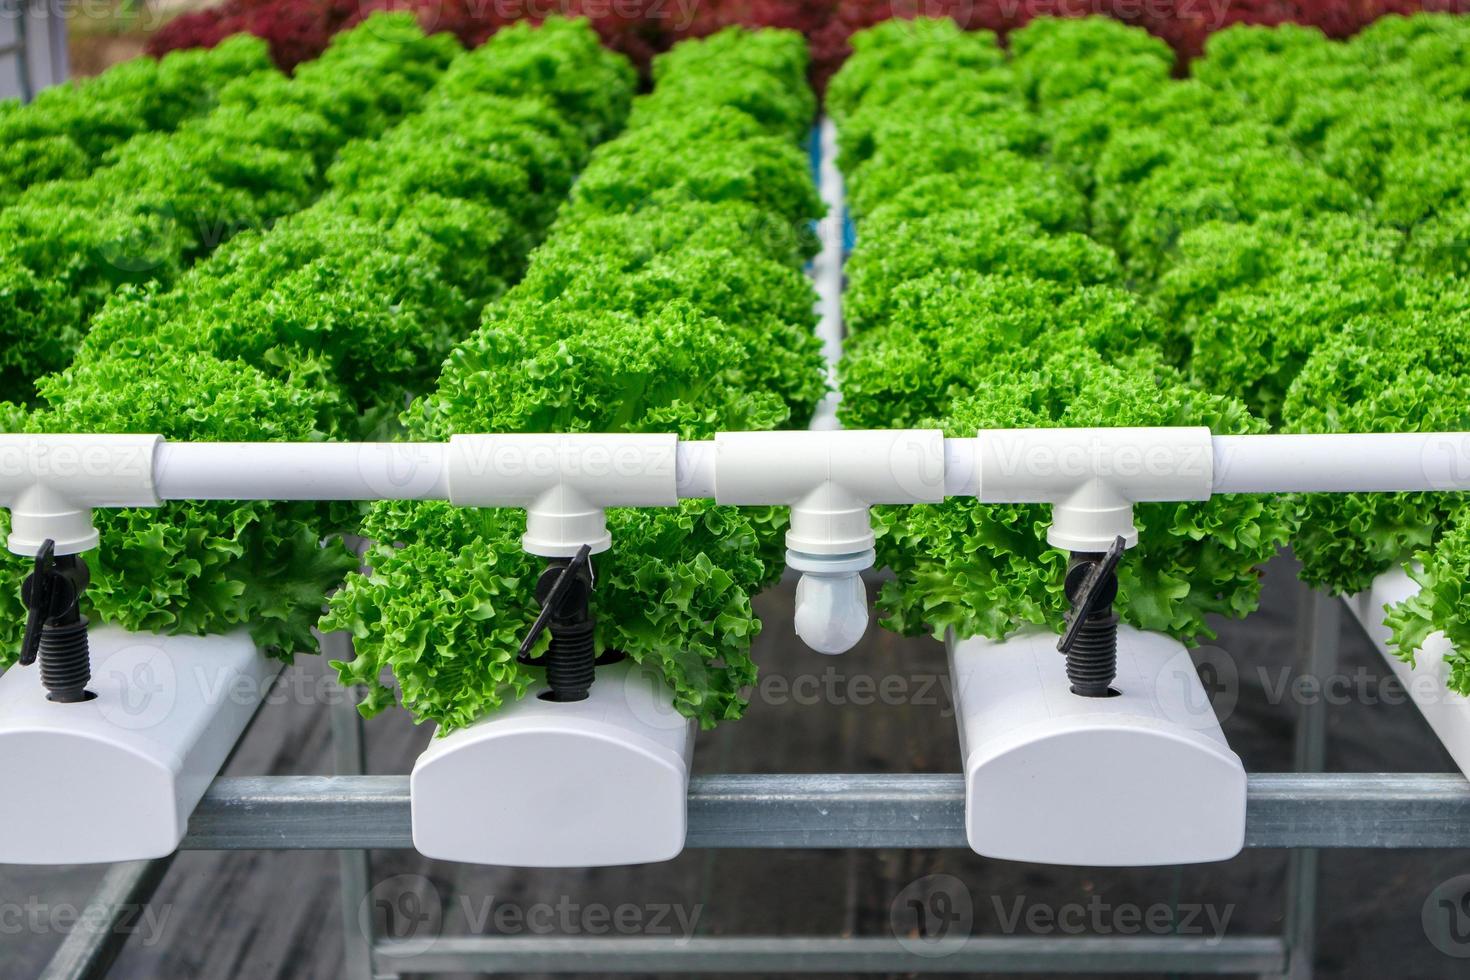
xmin=374 ymin=935 xmax=1292 ymax=975
xmin=175 ymin=770 xmax=1470 ymax=853
xmin=36 ymin=857 xmax=176 ymax=980
xmin=1283 ymin=589 xmax=1341 ymax=979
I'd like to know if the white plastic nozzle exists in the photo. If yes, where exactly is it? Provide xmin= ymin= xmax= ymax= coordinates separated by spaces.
xmin=789 ymin=549 xmax=872 ymax=655
xmin=446 ymin=434 xmax=678 ymax=558
xmin=0 ymin=434 xmax=163 ymax=556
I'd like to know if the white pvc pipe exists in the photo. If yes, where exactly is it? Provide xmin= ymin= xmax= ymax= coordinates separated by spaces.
xmin=1212 ymin=433 xmax=1470 ymax=494
xmin=974 ymin=427 xmax=1214 ymax=552
xmin=808 ymin=115 xmax=845 ymax=433
xmin=8 ymin=430 xmax=1470 ymax=512
xmin=154 ymin=442 xmax=450 ymax=501
xmin=713 ymin=430 xmax=946 ymax=507
xmin=676 ymin=441 xmax=716 ymax=498
xmin=447 ymin=433 xmax=678 ymax=557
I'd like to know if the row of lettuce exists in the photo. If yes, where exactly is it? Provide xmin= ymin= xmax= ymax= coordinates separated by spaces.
xmin=829 ymin=18 xmax=1291 ymax=647
xmin=0 ymin=37 xmax=273 ymax=207
xmin=0 ymin=15 xmax=459 ymax=408
xmin=1029 ymin=14 xmax=1470 ymax=689
xmin=831 ymin=14 xmax=1470 ymax=691
xmin=320 ymin=28 xmax=827 ymax=730
xmin=0 ymin=18 xmax=638 ymax=668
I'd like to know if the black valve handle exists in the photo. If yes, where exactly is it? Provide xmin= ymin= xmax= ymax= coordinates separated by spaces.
xmin=18 ymin=539 xmax=94 ymax=703
xmin=517 ymin=545 xmax=598 ymax=703
xmin=1057 ymin=535 xmax=1126 ymax=698
xmin=18 ymin=541 xmax=60 ymax=667
xmin=1057 ymin=535 xmax=1125 ymax=656
xmin=517 ymin=544 xmax=593 ymax=662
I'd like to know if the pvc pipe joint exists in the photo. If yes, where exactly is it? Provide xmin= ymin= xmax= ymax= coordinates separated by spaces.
xmin=714 ymin=430 xmax=946 ymax=653
xmin=713 ymin=429 xmax=947 ymax=551
xmin=446 ymin=434 xmax=679 ymax=558
xmin=0 ymin=434 xmax=162 ymax=556
xmin=971 ymin=427 xmax=1214 ymax=552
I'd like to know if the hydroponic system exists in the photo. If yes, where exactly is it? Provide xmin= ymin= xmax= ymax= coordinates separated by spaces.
xmin=3 ymin=8 xmax=1470 ymax=976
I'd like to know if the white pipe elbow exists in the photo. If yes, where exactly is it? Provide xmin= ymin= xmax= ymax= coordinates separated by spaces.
xmin=0 ymin=435 xmax=162 ymax=556
xmin=446 ymin=434 xmax=678 ymax=557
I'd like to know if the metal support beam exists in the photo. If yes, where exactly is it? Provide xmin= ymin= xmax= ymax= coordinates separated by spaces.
xmin=1280 ymin=587 xmax=1340 ymax=980
xmin=372 ymin=935 xmax=1287 ymax=974
xmin=323 ymin=628 xmax=382 ymax=980
xmin=37 ymin=857 xmax=176 ymax=980
xmin=179 ymin=772 xmax=1470 ymax=851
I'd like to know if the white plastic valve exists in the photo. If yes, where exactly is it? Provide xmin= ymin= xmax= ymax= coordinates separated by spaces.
xmin=0 ymin=434 xmax=162 ymax=556
xmin=714 ymin=430 xmax=945 ymax=654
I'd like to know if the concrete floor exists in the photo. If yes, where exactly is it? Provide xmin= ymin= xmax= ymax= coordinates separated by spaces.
xmin=4 ymin=552 xmax=1469 ymax=979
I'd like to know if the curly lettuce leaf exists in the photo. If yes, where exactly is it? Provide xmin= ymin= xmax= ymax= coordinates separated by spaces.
xmin=1385 ymin=513 xmax=1470 ymax=695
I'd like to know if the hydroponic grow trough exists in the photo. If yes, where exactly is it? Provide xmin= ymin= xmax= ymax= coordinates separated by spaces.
xmin=411 ymin=659 xmax=695 ymax=867
xmin=949 ymin=625 xmax=1247 ymax=865
xmin=0 ymin=625 xmax=276 ymax=864
xmin=1346 ymin=569 xmax=1470 ymax=777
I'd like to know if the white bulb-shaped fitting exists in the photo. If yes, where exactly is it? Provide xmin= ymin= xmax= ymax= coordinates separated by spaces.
xmin=711 ymin=430 xmax=946 ymax=655
xmin=788 ymin=549 xmax=874 ymax=655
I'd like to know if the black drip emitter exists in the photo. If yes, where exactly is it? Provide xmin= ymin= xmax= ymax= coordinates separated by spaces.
xmin=1057 ymin=534 xmax=1126 ymax=699
xmin=18 ymin=538 xmax=95 ymax=703
xmin=518 ymin=544 xmax=601 ymax=703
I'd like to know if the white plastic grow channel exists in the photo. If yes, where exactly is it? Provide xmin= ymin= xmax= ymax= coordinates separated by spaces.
xmin=1345 ymin=568 xmax=1470 ymax=777
xmin=412 ymin=658 xmax=695 ymax=866
xmin=949 ymin=625 xmax=1246 ymax=865
xmin=0 ymin=625 xmax=277 ymax=864
xmin=809 ymin=116 xmax=845 ymax=434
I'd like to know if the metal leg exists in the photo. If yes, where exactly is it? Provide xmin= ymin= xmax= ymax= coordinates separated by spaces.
xmin=38 ymin=856 xmax=176 ymax=980
xmin=323 ymin=630 xmax=384 ymax=980
xmin=1280 ymin=587 xmax=1340 ymax=980
xmin=6 ymin=0 xmax=32 ymax=102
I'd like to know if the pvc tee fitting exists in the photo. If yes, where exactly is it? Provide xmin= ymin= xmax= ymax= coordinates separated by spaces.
xmin=0 ymin=435 xmax=162 ymax=556
xmin=712 ymin=430 xmax=946 ymax=654
xmin=966 ymin=427 xmax=1215 ymax=552
xmin=446 ymin=434 xmax=679 ymax=557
